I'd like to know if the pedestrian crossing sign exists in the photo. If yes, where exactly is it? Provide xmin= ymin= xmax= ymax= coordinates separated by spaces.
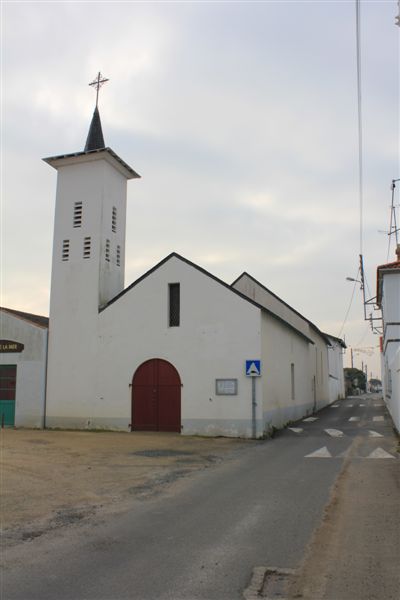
xmin=246 ymin=360 xmax=261 ymax=377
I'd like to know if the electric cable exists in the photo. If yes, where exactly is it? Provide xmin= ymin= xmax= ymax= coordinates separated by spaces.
xmin=338 ymin=268 xmax=361 ymax=339
xmin=355 ymin=0 xmax=364 ymax=257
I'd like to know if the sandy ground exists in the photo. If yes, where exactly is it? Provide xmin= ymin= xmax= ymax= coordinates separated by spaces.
xmin=1 ymin=428 xmax=249 ymax=545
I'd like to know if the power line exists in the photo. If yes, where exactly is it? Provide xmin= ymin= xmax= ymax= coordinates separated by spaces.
xmin=355 ymin=0 xmax=364 ymax=257
xmin=337 ymin=268 xmax=360 ymax=339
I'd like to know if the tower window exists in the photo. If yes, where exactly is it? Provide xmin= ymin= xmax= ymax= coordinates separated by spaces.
xmin=62 ymin=239 xmax=70 ymax=261
xmin=116 ymin=245 xmax=121 ymax=266
xmin=112 ymin=207 xmax=117 ymax=233
xmin=73 ymin=202 xmax=83 ymax=228
xmin=83 ymin=237 xmax=91 ymax=259
xmin=169 ymin=283 xmax=180 ymax=327
xmin=105 ymin=239 xmax=110 ymax=262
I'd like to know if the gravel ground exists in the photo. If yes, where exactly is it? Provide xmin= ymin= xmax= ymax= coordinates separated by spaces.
xmin=1 ymin=428 xmax=250 ymax=545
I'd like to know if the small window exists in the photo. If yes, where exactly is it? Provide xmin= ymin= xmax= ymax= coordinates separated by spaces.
xmin=83 ymin=237 xmax=91 ymax=259
xmin=169 ymin=283 xmax=180 ymax=327
xmin=116 ymin=245 xmax=121 ymax=267
xmin=62 ymin=239 xmax=70 ymax=261
xmin=73 ymin=202 xmax=83 ymax=228
xmin=105 ymin=239 xmax=110 ymax=262
xmin=112 ymin=207 xmax=117 ymax=233
xmin=291 ymin=363 xmax=295 ymax=400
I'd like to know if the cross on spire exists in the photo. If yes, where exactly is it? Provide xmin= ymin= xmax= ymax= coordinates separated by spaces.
xmin=88 ymin=72 xmax=109 ymax=107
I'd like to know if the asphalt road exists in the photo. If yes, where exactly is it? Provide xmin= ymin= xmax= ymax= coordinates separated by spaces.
xmin=2 ymin=394 xmax=398 ymax=600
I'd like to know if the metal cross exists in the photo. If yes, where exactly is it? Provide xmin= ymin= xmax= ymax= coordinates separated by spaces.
xmin=88 ymin=72 xmax=109 ymax=107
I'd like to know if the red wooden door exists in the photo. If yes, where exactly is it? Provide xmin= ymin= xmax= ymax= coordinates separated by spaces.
xmin=132 ymin=359 xmax=181 ymax=432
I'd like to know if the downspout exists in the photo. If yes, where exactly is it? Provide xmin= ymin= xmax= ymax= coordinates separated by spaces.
xmin=43 ymin=327 xmax=49 ymax=429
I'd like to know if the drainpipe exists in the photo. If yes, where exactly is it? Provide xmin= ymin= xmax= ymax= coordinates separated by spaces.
xmin=252 ymin=378 xmax=257 ymax=438
xmin=43 ymin=328 xmax=49 ymax=430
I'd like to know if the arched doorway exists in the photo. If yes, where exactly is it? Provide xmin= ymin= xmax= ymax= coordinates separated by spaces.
xmin=132 ymin=359 xmax=181 ymax=432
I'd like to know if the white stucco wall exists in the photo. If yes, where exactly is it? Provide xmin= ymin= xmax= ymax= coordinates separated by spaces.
xmin=96 ymin=256 xmax=264 ymax=437
xmin=261 ymin=312 xmax=313 ymax=431
xmin=380 ymin=269 xmax=400 ymax=432
xmin=327 ymin=338 xmax=345 ymax=403
xmin=0 ymin=311 xmax=47 ymax=427
xmin=46 ymin=153 xmax=130 ymax=426
xmin=233 ymin=273 xmax=331 ymax=411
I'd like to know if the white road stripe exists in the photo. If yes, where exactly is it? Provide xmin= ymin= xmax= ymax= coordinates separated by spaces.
xmin=330 ymin=405 xmax=339 ymax=408
xmin=373 ymin=416 xmax=385 ymax=422
xmin=347 ymin=404 xmax=354 ymax=408
xmin=303 ymin=417 xmax=318 ymax=422
xmin=366 ymin=448 xmax=395 ymax=459
xmin=349 ymin=416 xmax=360 ymax=422
xmin=288 ymin=427 xmax=303 ymax=434
xmin=359 ymin=403 xmax=365 ymax=407
xmin=305 ymin=446 xmax=332 ymax=458
xmin=368 ymin=430 xmax=383 ymax=437
xmin=324 ymin=429 xmax=344 ymax=438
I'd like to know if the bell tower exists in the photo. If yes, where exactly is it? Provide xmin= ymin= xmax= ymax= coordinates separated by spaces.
xmin=44 ymin=74 xmax=140 ymax=427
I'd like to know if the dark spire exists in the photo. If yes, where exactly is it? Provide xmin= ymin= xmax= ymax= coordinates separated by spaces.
xmin=84 ymin=72 xmax=109 ymax=152
xmin=84 ymin=106 xmax=105 ymax=152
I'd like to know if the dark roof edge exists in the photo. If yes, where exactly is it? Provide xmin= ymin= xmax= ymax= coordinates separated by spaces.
xmin=324 ymin=333 xmax=347 ymax=349
xmin=0 ymin=307 xmax=49 ymax=328
xmin=43 ymin=147 xmax=141 ymax=179
xmin=232 ymin=271 xmax=332 ymax=346
xmin=100 ymin=253 xmax=315 ymax=345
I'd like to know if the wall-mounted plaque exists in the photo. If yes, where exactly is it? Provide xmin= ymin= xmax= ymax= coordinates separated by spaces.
xmin=215 ymin=379 xmax=238 ymax=395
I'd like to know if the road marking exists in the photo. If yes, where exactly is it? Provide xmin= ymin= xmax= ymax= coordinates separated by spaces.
xmin=373 ymin=416 xmax=385 ymax=422
xmin=347 ymin=404 xmax=354 ymax=408
xmin=359 ymin=403 xmax=365 ymax=407
xmin=374 ymin=404 xmax=384 ymax=407
xmin=330 ymin=405 xmax=339 ymax=408
xmin=349 ymin=416 xmax=360 ymax=422
xmin=366 ymin=448 xmax=396 ymax=459
xmin=305 ymin=446 xmax=332 ymax=458
xmin=288 ymin=427 xmax=303 ymax=434
xmin=324 ymin=428 xmax=344 ymax=438
xmin=303 ymin=417 xmax=318 ymax=422
xmin=368 ymin=430 xmax=383 ymax=437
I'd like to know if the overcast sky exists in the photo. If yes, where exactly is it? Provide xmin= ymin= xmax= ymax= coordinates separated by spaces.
xmin=2 ymin=1 xmax=399 ymax=378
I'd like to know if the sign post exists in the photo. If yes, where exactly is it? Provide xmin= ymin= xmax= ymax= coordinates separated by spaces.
xmin=245 ymin=360 xmax=261 ymax=438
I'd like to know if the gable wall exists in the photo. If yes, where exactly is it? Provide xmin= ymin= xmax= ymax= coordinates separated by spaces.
xmin=92 ymin=257 xmax=264 ymax=437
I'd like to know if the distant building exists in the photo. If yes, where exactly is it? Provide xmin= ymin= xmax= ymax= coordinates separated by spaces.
xmin=376 ymin=246 xmax=400 ymax=432
xmin=0 ymin=307 xmax=48 ymax=427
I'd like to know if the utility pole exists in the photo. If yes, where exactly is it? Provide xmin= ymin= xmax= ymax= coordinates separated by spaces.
xmin=351 ymin=348 xmax=354 ymax=368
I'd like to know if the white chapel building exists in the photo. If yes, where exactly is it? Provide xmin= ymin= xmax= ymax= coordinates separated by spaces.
xmin=1 ymin=92 xmax=345 ymax=436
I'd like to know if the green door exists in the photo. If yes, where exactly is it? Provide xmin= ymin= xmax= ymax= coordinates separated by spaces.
xmin=0 ymin=365 xmax=16 ymax=427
